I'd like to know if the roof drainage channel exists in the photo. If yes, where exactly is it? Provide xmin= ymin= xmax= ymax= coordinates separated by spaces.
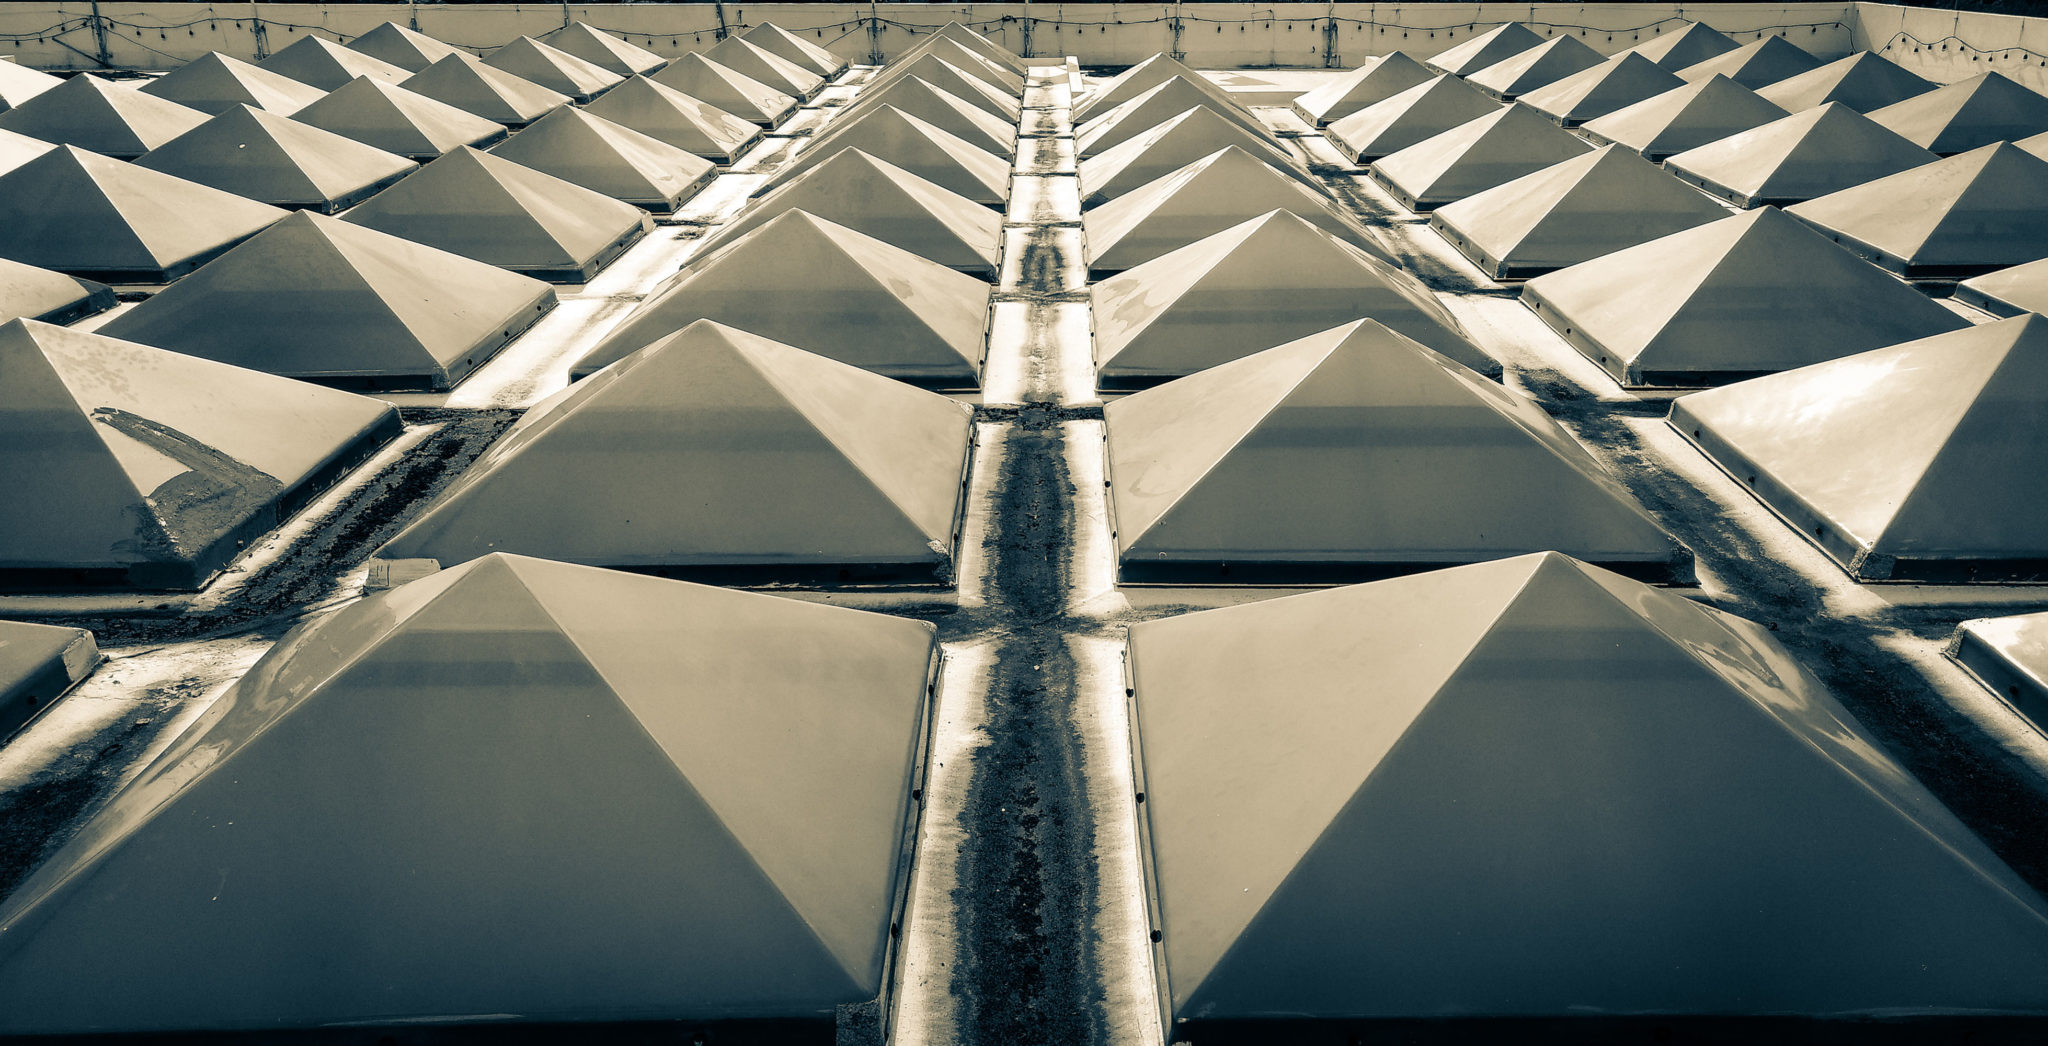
xmin=888 ymin=52 xmax=1165 ymax=1046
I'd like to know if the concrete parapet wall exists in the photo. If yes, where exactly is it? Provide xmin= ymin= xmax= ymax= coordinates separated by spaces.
xmin=0 ymin=2 xmax=1936 ymax=75
xmin=1853 ymin=1 xmax=2048 ymax=92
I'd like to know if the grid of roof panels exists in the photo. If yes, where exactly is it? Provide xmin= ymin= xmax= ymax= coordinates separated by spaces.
xmin=1 ymin=14 xmax=2047 ymax=1044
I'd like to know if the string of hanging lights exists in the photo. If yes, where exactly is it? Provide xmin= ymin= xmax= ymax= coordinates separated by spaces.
xmin=20 ymin=6 xmax=1976 ymax=70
